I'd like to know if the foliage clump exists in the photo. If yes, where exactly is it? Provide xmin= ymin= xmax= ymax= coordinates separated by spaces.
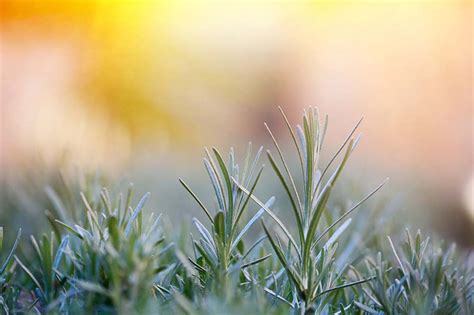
xmin=0 ymin=108 xmax=472 ymax=314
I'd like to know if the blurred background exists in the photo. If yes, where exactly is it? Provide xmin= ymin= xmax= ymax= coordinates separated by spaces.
xmin=1 ymin=1 xmax=472 ymax=244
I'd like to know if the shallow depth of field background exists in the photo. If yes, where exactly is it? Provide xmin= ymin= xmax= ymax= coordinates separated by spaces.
xmin=1 ymin=1 xmax=472 ymax=244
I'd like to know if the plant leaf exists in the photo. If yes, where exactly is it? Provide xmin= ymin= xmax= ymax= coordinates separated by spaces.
xmin=241 ymin=254 xmax=272 ymax=269
xmin=233 ymin=178 xmax=301 ymax=259
xmin=124 ymin=192 xmax=150 ymax=237
xmin=0 ymin=229 xmax=21 ymax=275
xmin=214 ymin=211 xmax=225 ymax=241
xmin=52 ymin=235 xmax=69 ymax=272
xmin=231 ymin=196 xmax=275 ymax=251
xmin=179 ymin=179 xmax=213 ymax=223
xmin=192 ymin=218 xmax=216 ymax=249
xmin=267 ymin=151 xmax=305 ymax=246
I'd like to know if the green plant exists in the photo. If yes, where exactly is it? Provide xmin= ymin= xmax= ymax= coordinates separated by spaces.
xmin=233 ymin=107 xmax=388 ymax=313
xmin=14 ymin=233 xmax=69 ymax=312
xmin=355 ymin=230 xmax=473 ymax=315
xmin=179 ymin=145 xmax=274 ymax=292
xmin=0 ymin=228 xmax=21 ymax=314
xmin=0 ymin=107 xmax=471 ymax=315
xmin=51 ymin=187 xmax=172 ymax=314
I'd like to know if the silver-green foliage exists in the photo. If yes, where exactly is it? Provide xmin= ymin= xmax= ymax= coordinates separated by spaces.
xmin=0 ymin=228 xmax=21 ymax=314
xmin=234 ymin=107 xmax=388 ymax=313
xmin=180 ymin=145 xmax=274 ymax=288
xmin=0 ymin=108 xmax=472 ymax=315
xmin=50 ymin=187 xmax=172 ymax=314
xmin=355 ymin=230 xmax=473 ymax=315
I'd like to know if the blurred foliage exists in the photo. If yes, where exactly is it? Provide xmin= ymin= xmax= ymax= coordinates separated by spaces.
xmin=0 ymin=108 xmax=472 ymax=314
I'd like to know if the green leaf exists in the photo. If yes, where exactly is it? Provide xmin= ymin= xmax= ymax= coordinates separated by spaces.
xmin=262 ymin=221 xmax=304 ymax=294
xmin=239 ymin=142 xmax=253 ymax=188
xmin=124 ymin=192 xmax=150 ymax=237
xmin=244 ymin=146 xmax=264 ymax=188
xmin=315 ymin=276 xmax=376 ymax=298
xmin=303 ymin=185 xmax=332 ymax=272
xmin=52 ymin=235 xmax=69 ymax=272
xmin=267 ymin=151 xmax=304 ymax=246
xmin=54 ymin=220 xmax=83 ymax=239
xmin=304 ymin=139 xmax=356 ymax=270
xmin=194 ymin=240 xmax=217 ymax=269
xmin=81 ymin=193 xmax=102 ymax=236
xmin=302 ymin=113 xmax=314 ymax=218
xmin=203 ymin=156 xmax=226 ymax=211
xmin=278 ymin=106 xmax=304 ymax=175
xmin=314 ymin=117 xmax=363 ymax=198
xmin=313 ymin=178 xmax=389 ymax=248
xmin=265 ymin=122 xmax=302 ymax=214
xmin=30 ymin=235 xmax=43 ymax=263
xmin=0 ymin=229 xmax=21 ymax=275
xmin=243 ymin=236 xmax=266 ymax=260
xmin=231 ymin=197 xmax=274 ymax=251
xmin=193 ymin=218 xmax=215 ymax=250
xmin=14 ymin=256 xmax=45 ymax=298
xmin=236 ymin=239 xmax=244 ymax=255
xmin=108 ymin=216 xmax=120 ymax=249
xmin=322 ymin=218 xmax=352 ymax=251
xmin=232 ymin=167 xmax=264 ymax=233
xmin=214 ymin=211 xmax=225 ymax=241
xmin=388 ymin=236 xmax=407 ymax=275
xmin=233 ymin=178 xmax=301 ymax=259
xmin=0 ymin=227 xmax=3 ymax=256
xmin=264 ymin=287 xmax=294 ymax=307
xmin=179 ymin=179 xmax=213 ymax=223
xmin=212 ymin=147 xmax=234 ymax=217
xmin=241 ymin=254 xmax=272 ymax=269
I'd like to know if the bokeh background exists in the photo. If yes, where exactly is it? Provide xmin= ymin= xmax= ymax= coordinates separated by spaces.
xmin=1 ymin=0 xmax=472 ymax=244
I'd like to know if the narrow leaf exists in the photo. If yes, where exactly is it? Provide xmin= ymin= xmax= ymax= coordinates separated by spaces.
xmin=233 ymin=178 xmax=301 ymax=259
xmin=231 ymin=196 xmax=275 ymax=251
xmin=193 ymin=218 xmax=215 ymax=248
xmin=0 ymin=229 xmax=21 ymax=274
xmin=267 ymin=151 xmax=305 ymax=245
xmin=214 ymin=211 xmax=225 ymax=241
xmin=124 ymin=192 xmax=150 ymax=236
xmin=241 ymin=254 xmax=272 ymax=269
xmin=180 ymin=179 xmax=213 ymax=223
xmin=14 ymin=256 xmax=45 ymax=297
xmin=52 ymin=235 xmax=69 ymax=271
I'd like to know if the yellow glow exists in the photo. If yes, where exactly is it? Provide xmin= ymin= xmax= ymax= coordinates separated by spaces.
xmin=1 ymin=0 xmax=471 ymax=187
